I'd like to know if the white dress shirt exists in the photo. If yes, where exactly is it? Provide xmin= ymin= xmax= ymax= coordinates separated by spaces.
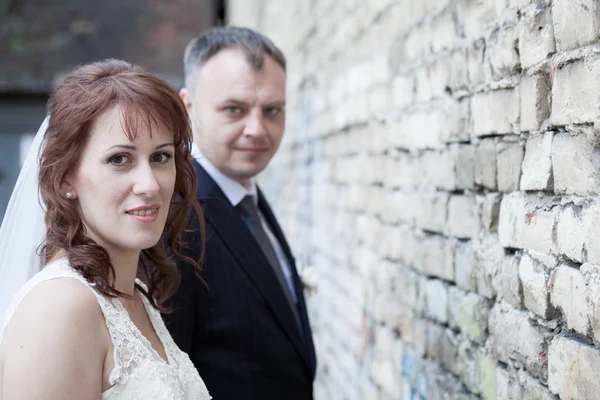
xmin=191 ymin=143 xmax=297 ymax=302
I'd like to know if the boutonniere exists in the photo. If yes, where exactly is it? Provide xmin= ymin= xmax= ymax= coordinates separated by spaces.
xmin=299 ymin=266 xmax=318 ymax=296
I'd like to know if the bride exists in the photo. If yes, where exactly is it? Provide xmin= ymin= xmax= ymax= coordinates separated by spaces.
xmin=0 ymin=59 xmax=211 ymax=399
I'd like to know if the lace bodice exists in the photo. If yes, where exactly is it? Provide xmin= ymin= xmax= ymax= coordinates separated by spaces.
xmin=1 ymin=259 xmax=211 ymax=400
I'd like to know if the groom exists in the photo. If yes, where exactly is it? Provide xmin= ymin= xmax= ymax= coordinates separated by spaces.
xmin=163 ymin=27 xmax=317 ymax=399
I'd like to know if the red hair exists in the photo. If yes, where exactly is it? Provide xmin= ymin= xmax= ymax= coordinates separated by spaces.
xmin=38 ymin=59 xmax=203 ymax=309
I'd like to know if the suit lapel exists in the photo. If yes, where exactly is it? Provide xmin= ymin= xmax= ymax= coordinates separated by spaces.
xmin=257 ymin=188 xmax=317 ymax=375
xmin=194 ymin=162 xmax=311 ymax=369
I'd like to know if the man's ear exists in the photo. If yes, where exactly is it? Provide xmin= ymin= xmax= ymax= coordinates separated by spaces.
xmin=179 ymin=87 xmax=193 ymax=113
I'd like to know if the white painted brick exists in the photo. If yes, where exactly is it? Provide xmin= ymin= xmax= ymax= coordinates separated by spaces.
xmin=519 ymin=253 xmax=553 ymax=318
xmin=474 ymin=236 xmax=505 ymax=299
xmin=480 ymin=193 xmax=502 ymax=234
xmin=496 ymin=366 xmax=524 ymax=399
xmin=475 ymin=138 xmax=498 ymax=189
xmin=551 ymin=132 xmax=600 ymax=196
xmin=418 ymin=236 xmax=455 ymax=281
xmin=419 ymin=150 xmax=454 ymax=191
xmin=458 ymin=0 xmax=504 ymax=40
xmin=497 ymin=141 xmax=524 ymax=192
xmin=471 ymin=88 xmax=520 ymax=136
xmin=420 ymin=278 xmax=449 ymax=323
xmin=550 ymin=265 xmax=590 ymax=335
xmin=455 ymin=241 xmax=477 ymax=292
xmin=520 ymin=132 xmax=554 ymax=190
xmin=520 ymin=370 xmax=556 ymax=400
xmin=448 ymin=287 xmax=491 ymax=343
xmin=520 ymin=74 xmax=550 ymax=132
xmin=440 ymin=98 xmax=471 ymax=143
xmin=551 ymin=57 xmax=600 ymax=125
xmin=583 ymin=202 xmax=600 ymax=265
xmin=392 ymin=74 xmax=414 ymax=109
xmin=447 ymin=50 xmax=470 ymax=92
xmin=448 ymin=144 xmax=476 ymax=190
xmin=414 ymin=192 xmax=448 ymax=233
xmin=489 ymin=25 xmax=521 ymax=79
xmin=555 ymin=203 xmax=587 ymax=263
xmin=493 ymin=255 xmax=523 ymax=308
xmin=391 ymin=111 xmax=445 ymax=150
xmin=552 ymin=0 xmax=600 ymax=51
xmin=488 ymin=302 xmax=548 ymax=378
xmin=467 ymin=39 xmax=492 ymax=87
xmin=498 ymin=192 xmax=559 ymax=254
xmin=446 ymin=195 xmax=482 ymax=239
xmin=581 ymin=263 xmax=600 ymax=342
xmin=548 ymin=336 xmax=600 ymax=399
xmin=518 ymin=3 xmax=556 ymax=68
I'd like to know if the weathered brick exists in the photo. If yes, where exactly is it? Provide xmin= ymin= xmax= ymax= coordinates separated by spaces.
xmin=414 ymin=192 xmax=448 ymax=233
xmin=467 ymin=39 xmax=491 ymax=87
xmin=493 ymin=255 xmax=523 ymax=308
xmin=440 ymin=99 xmax=471 ymax=143
xmin=488 ymin=302 xmax=548 ymax=378
xmin=446 ymin=195 xmax=482 ymax=239
xmin=417 ymin=236 xmax=455 ymax=281
xmin=458 ymin=0 xmax=505 ymax=40
xmin=489 ymin=25 xmax=521 ymax=79
xmin=581 ymin=263 xmax=600 ymax=342
xmin=519 ymin=253 xmax=553 ymax=318
xmin=552 ymin=0 xmax=600 ymax=51
xmin=496 ymin=366 xmax=524 ymax=399
xmin=498 ymin=192 xmax=559 ymax=254
xmin=448 ymin=287 xmax=491 ymax=343
xmin=520 ymin=74 xmax=550 ymax=132
xmin=551 ymin=131 xmax=600 ymax=196
xmin=471 ymin=88 xmax=520 ymax=136
xmin=480 ymin=193 xmax=502 ymax=234
xmin=455 ymin=241 xmax=478 ymax=292
xmin=550 ymin=265 xmax=590 ymax=335
xmin=392 ymin=74 xmax=414 ymax=109
xmin=420 ymin=278 xmax=449 ymax=323
xmin=548 ymin=336 xmax=600 ymax=399
xmin=475 ymin=138 xmax=498 ymax=189
xmin=520 ymin=132 xmax=554 ymax=190
xmin=555 ymin=203 xmax=587 ymax=263
xmin=518 ymin=3 xmax=556 ymax=68
xmin=474 ymin=236 xmax=506 ymax=299
xmin=551 ymin=57 xmax=600 ymax=125
xmin=497 ymin=140 xmax=524 ymax=192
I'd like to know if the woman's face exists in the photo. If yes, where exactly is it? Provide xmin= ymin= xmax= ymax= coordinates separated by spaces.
xmin=64 ymin=106 xmax=176 ymax=257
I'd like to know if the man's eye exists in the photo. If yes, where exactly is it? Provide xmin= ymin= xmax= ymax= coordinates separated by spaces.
xmin=265 ymin=107 xmax=281 ymax=116
xmin=225 ymin=106 xmax=241 ymax=114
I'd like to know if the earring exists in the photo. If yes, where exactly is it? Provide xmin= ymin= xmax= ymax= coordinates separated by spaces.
xmin=65 ymin=192 xmax=73 ymax=199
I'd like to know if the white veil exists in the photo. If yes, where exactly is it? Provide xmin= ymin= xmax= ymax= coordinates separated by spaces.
xmin=0 ymin=117 xmax=49 ymax=330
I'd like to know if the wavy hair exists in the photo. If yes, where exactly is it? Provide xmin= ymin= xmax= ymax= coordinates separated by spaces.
xmin=38 ymin=59 xmax=204 ymax=309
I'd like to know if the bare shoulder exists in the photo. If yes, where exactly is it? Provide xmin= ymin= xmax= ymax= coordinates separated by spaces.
xmin=5 ymin=276 xmax=105 ymax=336
xmin=1 ymin=277 xmax=108 ymax=398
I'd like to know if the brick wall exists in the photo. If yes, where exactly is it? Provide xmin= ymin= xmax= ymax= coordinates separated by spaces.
xmin=228 ymin=0 xmax=600 ymax=399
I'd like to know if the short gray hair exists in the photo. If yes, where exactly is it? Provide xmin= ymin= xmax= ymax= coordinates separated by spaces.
xmin=183 ymin=26 xmax=286 ymax=89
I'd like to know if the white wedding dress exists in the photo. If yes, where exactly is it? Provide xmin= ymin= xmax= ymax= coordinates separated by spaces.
xmin=1 ymin=259 xmax=211 ymax=400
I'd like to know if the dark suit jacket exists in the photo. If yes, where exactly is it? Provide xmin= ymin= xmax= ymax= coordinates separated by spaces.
xmin=163 ymin=162 xmax=317 ymax=400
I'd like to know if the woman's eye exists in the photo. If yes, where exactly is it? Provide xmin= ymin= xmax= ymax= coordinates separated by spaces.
xmin=109 ymin=154 xmax=130 ymax=165
xmin=152 ymin=152 xmax=173 ymax=163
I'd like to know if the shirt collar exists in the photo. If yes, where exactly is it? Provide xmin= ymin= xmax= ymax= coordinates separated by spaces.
xmin=191 ymin=142 xmax=258 ymax=207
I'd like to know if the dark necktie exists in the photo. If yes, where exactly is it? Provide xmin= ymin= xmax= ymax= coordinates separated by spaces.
xmin=237 ymin=195 xmax=302 ymax=330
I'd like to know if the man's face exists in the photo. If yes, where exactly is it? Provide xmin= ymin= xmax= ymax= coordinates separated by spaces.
xmin=181 ymin=48 xmax=286 ymax=185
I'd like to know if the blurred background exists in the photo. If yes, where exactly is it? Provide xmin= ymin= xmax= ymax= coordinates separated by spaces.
xmin=0 ymin=0 xmax=224 ymax=219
